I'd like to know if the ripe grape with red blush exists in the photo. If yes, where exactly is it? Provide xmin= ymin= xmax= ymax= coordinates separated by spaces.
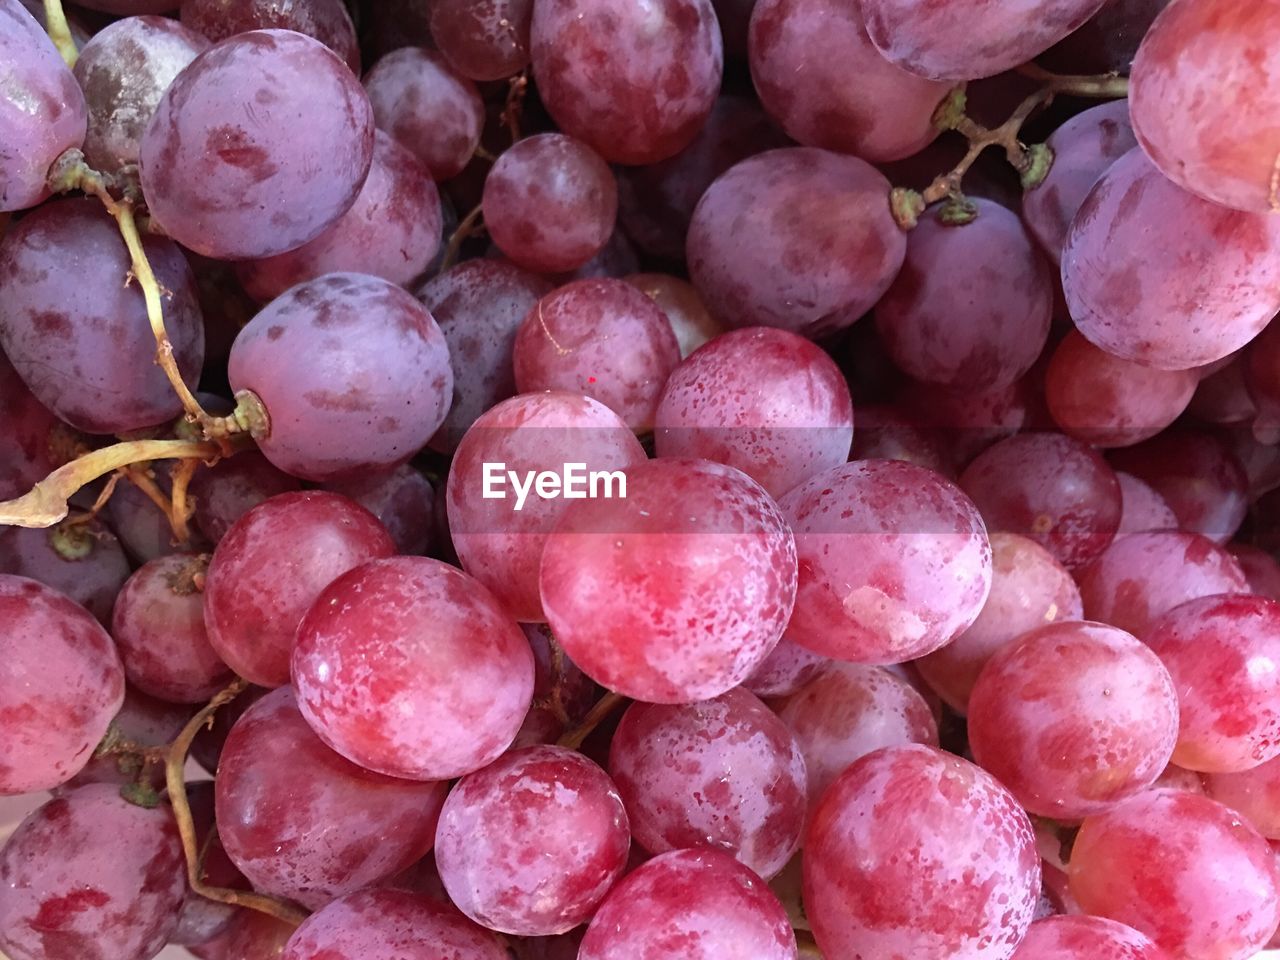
xmin=179 ymin=0 xmax=360 ymax=72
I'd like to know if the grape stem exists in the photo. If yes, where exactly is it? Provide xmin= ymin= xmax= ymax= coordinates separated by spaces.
xmin=556 ymin=690 xmax=628 ymax=751
xmin=501 ymin=71 xmax=529 ymax=143
xmin=168 ymin=457 xmax=201 ymax=545
xmin=165 ymin=678 xmax=311 ymax=928
xmin=41 ymin=0 xmax=78 ymax=67
xmin=438 ymin=202 xmax=484 ymax=275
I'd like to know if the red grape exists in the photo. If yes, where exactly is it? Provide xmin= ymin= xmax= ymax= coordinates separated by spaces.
xmin=1205 ymin=754 xmax=1280 ymax=840
xmin=179 ymin=0 xmax=360 ymax=72
xmin=624 ymin=273 xmax=726 ymax=358
xmin=741 ymin=636 xmax=829 ymax=699
xmin=0 ymin=520 xmax=129 ymax=626
xmin=1115 ymin=472 xmax=1177 ymax=536
xmin=325 ymin=464 xmax=436 ymax=556
xmin=64 ymin=686 xmax=192 ymax=791
xmin=216 ymin=910 xmax=295 ymax=959
xmin=430 ymin=0 xmax=532 ymax=81
xmin=1011 ymin=915 xmax=1173 ymax=960
xmin=190 ymin=451 xmax=302 ymax=545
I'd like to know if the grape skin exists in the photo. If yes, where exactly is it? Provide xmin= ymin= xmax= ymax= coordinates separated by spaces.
xmin=180 ymin=0 xmax=361 ymax=72
xmin=1205 ymin=754 xmax=1280 ymax=840
xmin=430 ymin=0 xmax=533 ymax=81
xmin=624 ymin=273 xmax=726 ymax=359
xmin=64 ymin=686 xmax=192 ymax=792
xmin=0 ymin=351 xmax=66 ymax=499
xmin=0 ymin=521 xmax=130 ymax=627
xmin=1114 ymin=472 xmax=1178 ymax=536
xmin=325 ymin=464 xmax=437 ymax=556
xmin=190 ymin=451 xmax=302 ymax=545
xmin=1011 ymin=916 xmax=1173 ymax=960
xmin=742 ymin=637 xmax=829 ymax=699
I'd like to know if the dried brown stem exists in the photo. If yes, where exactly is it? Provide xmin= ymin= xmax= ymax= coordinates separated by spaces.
xmin=438 ymin=202 xmax=484 ymax=275
xmin=63 ymin=470 xmax=123 ymax=526
xmin=42 ymin=0 xmax=77 ymax=67
xmin=557 ymin=690 xmax=628 ymax=751
xmin=168 ymin=457 xmax=200 ymax=546
xmin=501 ymin=72 xmax=529 ymax=143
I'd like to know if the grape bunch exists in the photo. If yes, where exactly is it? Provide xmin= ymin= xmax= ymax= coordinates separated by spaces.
xmin=4 ymin=1 xmax=1280 ymax=959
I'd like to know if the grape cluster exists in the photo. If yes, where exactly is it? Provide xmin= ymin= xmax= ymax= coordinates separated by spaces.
xmin=4 ymin=1 xmax=1280 ymax=960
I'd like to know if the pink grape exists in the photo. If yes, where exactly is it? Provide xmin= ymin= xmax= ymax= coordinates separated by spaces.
xmin=1115 ymin=472 xmax=1178 ymax=536
xmin=0 ymin=575 xmax=124 ymax=795
xmin=214 ymin=910 xmax=295 ymax=959
xmin=436 ymin=745 xmax=630 ymax=935
xmin=203 ymin=490 xmax=395 ymax=687
xmin=849 ymin=404 xmax=954 ymax=477
xmin=140 ymin=30 xmax=375 ymax=260
xmin=179 ymin=0 xmax=360 ymax=72
xmin=0 ymin=784 xmax=186 ymax=960
xmin=804 ymin=744 xmax=1040 ymax=960
xmin=430 ymin=0 xmax=533 ymax=81
xmin=742 ymin=636 xmax=829 ymax=699
xmin=578 ymin=849 xmax=797 ymax=960
xmin=530 ymin=0 xmax=722 ymax=165
xmin=292 ymin=556 xmax=535 ymax=780
xmin=0 ymin=520 xmax=130 ymax=626
xmin=624 ymin=273 xmax=726 ymax=358
xmin=540 ymin=458 xmax=797 ymax=703
xmin=216 ymin=687 xmax=448 ymax=910
xmin=1068 ymin=789 xmax=1280 ymax=960
xmin=654 ymin=327 xmax=854 ymax=499
xmin=780 ymin=459 xmax=992 ymax=663
xmin=688 ymin=148 xmax=906 ymax=337
xmin=190 ymin=451 xmax=302 ymax=545
xmin=1061 ymin=147 xmax=1280 ymax=370
xmin=325 ymin=464 xmax=436 ymax=556
xmin=608 ymin=689 xmax=806 ymax=880
xmin=1205 ymin=755 xmax=1280 ymax=840
xmin=1011 ymin=916 xmax=1173 ymax=960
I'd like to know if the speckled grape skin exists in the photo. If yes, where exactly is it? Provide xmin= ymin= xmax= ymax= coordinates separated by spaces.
xmin=0 ymin=198 xmax=205 ymax=434
xmin=0 ymin=785 xmax=186 ymax=960
xmin=228 ymin=273 xmax=453 ymax=481
xmin=541 ymin=459 xmax=797 ymax=704
xmin=417 ymin=260 xmax=552 ymax=453
xmin=1069 ymin=790 xmax=1280 ymax=960
xmin=180 ymin=0 xmax=360 ymax=71
xmin=779 ymin=459 xmax=992 ymax=663
xmin=191 ymin=451 xmax=302 ymax=544
xmin=1062 ymin=148 xmax=1280 ymax=371
xmin=1115 ymin=472 xmax=1178 ymax=536
xmin=859 ymin=0 xmax=1107 ymax=80
xmin=742 ymin=637 xmax=828 ymax=698
xmin=749 ymin=0 xmax=947 ymax=162
xmin=447 ymin=392 xmax=647 ymax=621
xmin=579 ymin=849 xmax=797 ymax=960
xmin=1011 ymin=916 xmax=1173 ymax=960
xmin=435 ymin=746 xmax=630 ymax=935
xmin=72 ymin=16 xmax=209 ymax=174
xmin=0 ymin=521 xmax=130 ymax=627
xmin=876 ymin=199 xmax=1052 ymax=391
xmin=0 ymin=576 xmax=124 ymax=795
xmin=1021 ymin=101 xmax=1136 ymax=264
xmin=483 ymin=133 xmax=618 ymax=274
xmin=968 ymin=621 xmax=1178 ymax=819
xmin=293 ymin=556 xmax=535 ymax=780
xmin=654 ymin=327 xmax=854 ymax=500
xmin=804 ymin=745 xmax=1041 ymax=960
xmin=530 ymin=0 xmax=723 ymax=166
xmin=0 ymin=1 xmax=86 ymax=212
xmin=203 ymin=491 xmax=395 ymax=687
xmin=608 ymin=690 xmax=805 ymax=880
xmin=237 ymin=132 xmax=442 ymax=303
xmin=430 ymin=0 xmax=532 ymax=81
xmin=282 ymin=888 xmax=510 ymax=960
xmin=688 ymin=148 xmax=906 ymax=338
xmin=917 ymin=533 xmax=1083 ymax=714
xmin=363 ymin=47 xmax=483 ymax=181
xmin=140 ymin=30 xmax=374 ymax=260
xmin=215 ymin=687 xmax=447 ymax=910
xmin=1077 ymin=531 xmax=1249 ymax=636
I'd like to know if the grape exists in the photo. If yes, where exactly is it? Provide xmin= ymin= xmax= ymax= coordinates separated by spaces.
xmin=895 ymin=375 xmax=1041 ymax=470
xmin=512 ymin=278 xmax=681 ymax=432
xmin=483 ymin=133 xmax=617 ymax=275
xmin=65 ymin=686 xmax=192 ymax=791
xmin=69 ymin=0 xmax=176 ymax=12
xmin=1061 ymin=147 xmax=1280 ymax=370
xmin=968 ymin=620 xmax=1178 ymax=819
xmin=578 ymin=849 xmax=797 ymax=960
xmin=804 ymin=744 xmax=1040 ymax=960
xmin=654 ymin=327 xmax=854 ymax=499
xmin=780 ymin=459 xmax=992 ymax=663
xmin=435 ymin=745 xmax=629 ymax=935
xmin=140 ymin=30 xmax=374 ymax=260
xmin=529 ymin=0 xmax=723 ymax=166
xmin=416 ymin=259 xmax=552 ymax=453
xmin=624 ymin=273 xmax=726 ymax=358
xmin=875 ymin=199 xmax=1052 ymax=391
xmin=1068 ymin=790 xmax=1280 ymax=960
xmin=227 ymin=273 xmax=453 ymax=481
xmin=1044 ymin=331 xmax=1197 ymax=448
xmin=1037 ymin=0 xmax=1171 ymax=74
xmin=1230 ymin=543 xmax=1280 ymax=602
xmin=0 ymin=0 xmax=86 ymax=212
xmin=215 ymin=686 xmax=447 ymax=910
xmin=105 ymin=469 xmax=196 ymax=565
xmin=859 ymin=0 xmax=1107 ymax=80
xmin=214 ymin=910 xmax=296 ymax=959
xmin=325 ymin=465 xmax=436 ymax=556
xmin=1150 ymin=764 xmax=1206 ymax=796
xmin=512 ymin=622 xmax=597 ymax=748
xmin=1011 ymin=916 xmax=1173 ymax=960
xmin=204 ymin=490 xmax=395 ymax=687
xmin=0 ymin=520 xmax=129 ymax=626
xmin=552 ymin=226 xmax=640 ymax=283
xmin=430 ymin=0 xmax=532 ymax=80
xmin=0 ymin=198 xmax=205 ymax=434
xmin=540 ymin=458 xmax=797 ymax=703
xmin=777 ymin=664 xmax=938 ymax=813
xmin=1205 ymin=753 xmax=1280 ymax=840
xmin=180 ymin=0 xmax=360 ymax=72
xmin=0 ymin=784 xmax=186 ymax=960
xmin=190 ymin=451 xmax=302 ymax=545
xmin=1190 ymin=356 xmax=1258 ymax=427
xmin=1021 ymin=100 xmax=1136 ymax=263
xmin=916 ymin=532 xmax=1083 ymax=714
xmin=190 ymin=685 xmax=269 ymax=775
xmin=281 ymin=888 xmax=509 ymax=960
xmin=293 ymin=556 xmax=535 ymax=780
xmin=959 ymin=432 xmax=1121 ymax=570
xmin=1115 ymin=472 xmax=1178 ymax=536
xmin=849 ymin=405 xmax=954 ymax=477
xmin=1129 ymin=1 xmax=1280 ymax=214
xmin=688 ymin=148 xmax=906 ymax=338
xmin=0 ymin=351 xmax=69 ymax=499
xmin=749 ymin=0 xmax=948 ymax=162
xmin=741 ymin=637 xmax=828 ymax=699
xmin=1110 ymin=429 xmax=1248 ymax=544
xmin=1247 ymin=317 xmax=1280 ymax=442
xmin=608 ymin=689 xmax=805 ymax=880
xmin=0 ymin=576 xmax=124 ymax=795
xmin=363 ymin=47 xmax=483 ymax=181
xmin=447 ymin=392 xmax=646 ymax=621
xmin=172 ymin=781 xmax=245 ymax=948
xmin=236 ymin=132 xmax=442 ymax=303
xmin=1221 ymin=424 xmax=1280 ymax=500
xmin=1077 ymin=531 xmax=1249 ymax=636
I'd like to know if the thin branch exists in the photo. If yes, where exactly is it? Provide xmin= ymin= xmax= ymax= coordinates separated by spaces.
xmin=42 ymin=0 xmax=77 ymax=67
xmin=438 ymin=202 xmax=484 ymax=275
xmin=556 ymin=691 xmax=627 ymax=751
xmin=168 ymin=457 xmax=200 ymax=546
xmin=1016 ymin=63 xmax=1130 ymax=99
xmin=63 ymin=470 xmax=122 ymax=526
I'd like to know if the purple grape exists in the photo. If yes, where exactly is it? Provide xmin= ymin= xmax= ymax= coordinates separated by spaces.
xmin=180 ymin=0 xmax=360 ymax=72
xmin=0 ymin=350 xmax=71 ymax=500
xmin=189 ymin=450 xmax=302 ymax=545
xmin=430 ymin=0 xmax=533 ymax=81
xmin=0 ymin=520 xmax=130 ymax=626
xmin=71 ymin=0 xmax=177 ymax=12
xmin=64 ymin=686 xmax=192 ymax=791
xmin=325 ymin=464 xmax=436 ymax=556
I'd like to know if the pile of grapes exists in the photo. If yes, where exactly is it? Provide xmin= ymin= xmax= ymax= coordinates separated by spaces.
xmin=5 ymin=0 xmax=1280 ymax=958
